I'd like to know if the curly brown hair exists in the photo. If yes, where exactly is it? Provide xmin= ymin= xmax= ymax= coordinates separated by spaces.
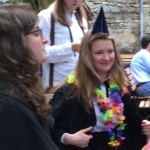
xmin=0 ymin=5 xmax=51 ymax=118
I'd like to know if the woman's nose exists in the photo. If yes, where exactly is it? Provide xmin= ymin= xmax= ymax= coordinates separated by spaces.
xmin=103 ymin=53 xmax=109 ymax=60
xmin=42 ymin=36 xmax=48 ymax=44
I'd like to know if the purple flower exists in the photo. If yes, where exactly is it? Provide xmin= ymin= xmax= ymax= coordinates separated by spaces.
xmin=110 ymin=93 xmax=121 ymax=103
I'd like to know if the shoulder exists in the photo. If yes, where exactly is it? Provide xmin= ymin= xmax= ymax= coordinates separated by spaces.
xmin=52 ymin=84 xmax=73 ymax=100
xmin=0 ymin=88 xmax=35 ymax=119
xmin=51 ymin=84 xmax=76 ymax=106
xmin=0 ymin=93 xmax=32 ymax=111
xmin=0 ymin=95 xmax=32 ymax=125
xmin=134 ymin=50 xmax=150 ymax=64
xmin=38 ymin=5 xmax=54 ymax=20
xmin=134 ymin=49 xmax=148 ymax=57
xmin=131 ymin=50 xmax=144 ymax=63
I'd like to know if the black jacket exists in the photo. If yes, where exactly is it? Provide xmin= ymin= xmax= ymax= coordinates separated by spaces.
xmin=51 ymin=84 xmax=146 ymax=150
xmin=0 ymin=82 xmax=60 ymax=150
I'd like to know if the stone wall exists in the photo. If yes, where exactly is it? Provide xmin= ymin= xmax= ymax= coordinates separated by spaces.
xmin=86 ymin=0 xmax=150 ymax=53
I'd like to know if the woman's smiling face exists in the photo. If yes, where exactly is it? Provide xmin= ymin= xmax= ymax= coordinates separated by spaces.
xmin=91 ymin=39 xmax=115 ymax=78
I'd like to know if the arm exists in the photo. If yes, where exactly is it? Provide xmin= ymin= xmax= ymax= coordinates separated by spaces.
xmin=141 ymin=120 xmax=150 ymax=136
xmin=122 ymin=93 xmax=147 ymax=149
xmin=62 ymin=127 xmax=93 ymax=148
xmin=51 ymin=85 xmax=93 ymax=148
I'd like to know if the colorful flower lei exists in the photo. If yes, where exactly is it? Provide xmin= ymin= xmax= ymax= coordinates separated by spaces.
xmin=67 ymin=74 xmax=126 ymax=148
xmin=94 ymin=81 xmax=126 ymax=148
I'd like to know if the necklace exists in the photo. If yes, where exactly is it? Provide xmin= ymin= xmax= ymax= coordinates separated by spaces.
xmin=94 ymin=81 xmax=126 ymax=148
xmin=67 ymin=74 xmax=127 ymax=148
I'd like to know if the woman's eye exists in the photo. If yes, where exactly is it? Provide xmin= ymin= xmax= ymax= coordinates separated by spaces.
xmin=96 ymin=51 xmax=103 ymax=54
xmin=34 ymin=31 xmax=41 ymax=36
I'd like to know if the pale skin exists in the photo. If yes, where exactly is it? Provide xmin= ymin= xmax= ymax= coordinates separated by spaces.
xmin=146 ymin=43 xmax=150 ymax=52
xmin=63 ymin=0 xmax=84 ymax=53
xmin=63 ymin=126 xmax=93 ymax=148
xmin=91 ymin=39 xmax=115 ymax=80
xmin=141 ymin=120 xmax=150 ymax=136
xmin=26 ymin=24 xmax=48 ymax=64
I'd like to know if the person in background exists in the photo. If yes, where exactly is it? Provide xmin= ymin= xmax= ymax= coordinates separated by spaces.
xmin=37 ymin=0 xmax=94 ymax=21
xmin=0 ymin=5 xmax=60 ymax=150
xmin=38 ymin=0 xmax=88 ymax=90
xmin=130 ymin=34 xmax=150 ymax=96
xmin=50 ymin=28 xmax=147 ymax=149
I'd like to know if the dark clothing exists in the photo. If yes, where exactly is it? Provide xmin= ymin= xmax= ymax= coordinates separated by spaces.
xmin=51 ymin=84 xmax=146 ymax=150
xmin=0 ymin=81 xmax=60 ymax=150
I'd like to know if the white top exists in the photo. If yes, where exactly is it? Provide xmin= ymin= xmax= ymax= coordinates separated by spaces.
xmin=38 ymin=5 xmax=88 ymax=89
xmin=130 ymin=49 xmax=150 ymax=85
xmin=91 ymin=84 xmax=121 ymax=133
xmin=92 ymin=85 xmax=106 ymax=132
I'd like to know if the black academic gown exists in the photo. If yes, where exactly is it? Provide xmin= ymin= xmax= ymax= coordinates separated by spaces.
xmin=51 ymin=84 xmax=146 ymax=150
xmin=0 ymin=81 xmax=60 ymax=150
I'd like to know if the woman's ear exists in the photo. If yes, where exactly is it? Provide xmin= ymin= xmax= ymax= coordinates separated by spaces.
xmin=147 ymin=43 xmax=150 ymax=51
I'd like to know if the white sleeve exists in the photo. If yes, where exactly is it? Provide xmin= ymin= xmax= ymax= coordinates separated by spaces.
xmin=60 ymin=133 xmax=68 ymax=145
xmin=38 ymin=10 xmax=74 ymax=64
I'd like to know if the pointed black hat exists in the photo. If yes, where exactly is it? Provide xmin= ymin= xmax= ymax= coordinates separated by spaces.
xmin=91 ymin=6 xmax=109 ymax=35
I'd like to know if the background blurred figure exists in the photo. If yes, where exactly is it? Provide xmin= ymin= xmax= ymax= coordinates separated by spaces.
xmin=51 ymin=30 xmax=147 ymax=150
xmin=130 ymin=34 xmax=150 ymax=96
xmin=37 ymin=0 xmax=94 ymax=21
xmin=38 ymin=0 xmax=88 ymax=90
xmin=0 ymin=5 xmax=60 ymax=150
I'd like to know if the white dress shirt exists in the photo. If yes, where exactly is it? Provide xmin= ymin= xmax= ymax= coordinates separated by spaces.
xmin=130 ymin=49 xmax=150 ymax=85
xmin=38 ymin=5 xmax=88 ymax=89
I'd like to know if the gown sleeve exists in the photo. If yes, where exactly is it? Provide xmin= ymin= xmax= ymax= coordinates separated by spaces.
xmin=122 ymin=93 xmax=147 ymax=150
xmin=50 ymin=84 xmax=73 ymax=140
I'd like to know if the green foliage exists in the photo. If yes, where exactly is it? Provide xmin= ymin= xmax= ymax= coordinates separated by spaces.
xmin=11 ymin=0 xmax=35 ymax=3
xmin=11 ymin=0 xmax=23 ymax=3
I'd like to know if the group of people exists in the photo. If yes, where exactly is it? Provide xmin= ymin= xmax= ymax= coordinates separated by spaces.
xmin=0 ymin=1 xmax=150 ymax=150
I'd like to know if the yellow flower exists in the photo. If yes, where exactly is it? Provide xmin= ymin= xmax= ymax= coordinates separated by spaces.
xmin=67 ymin=74 xmax=76 ymax=84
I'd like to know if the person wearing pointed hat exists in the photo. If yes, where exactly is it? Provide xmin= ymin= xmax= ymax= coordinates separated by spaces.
xmin=50 ymin=7 xmax=147 ymax=150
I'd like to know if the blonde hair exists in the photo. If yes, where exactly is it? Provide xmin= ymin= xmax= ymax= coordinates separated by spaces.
xmin=75 ymin=31 xmax=128 ymax=111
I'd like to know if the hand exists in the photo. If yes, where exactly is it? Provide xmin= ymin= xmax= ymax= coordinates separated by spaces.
xmin=141 ymin=120 xmax=150 ymax=136
xmin=64 ymin=126 xmax=93 ymax=148
xmin=72 ymin=42 xmax=81 ymax=52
